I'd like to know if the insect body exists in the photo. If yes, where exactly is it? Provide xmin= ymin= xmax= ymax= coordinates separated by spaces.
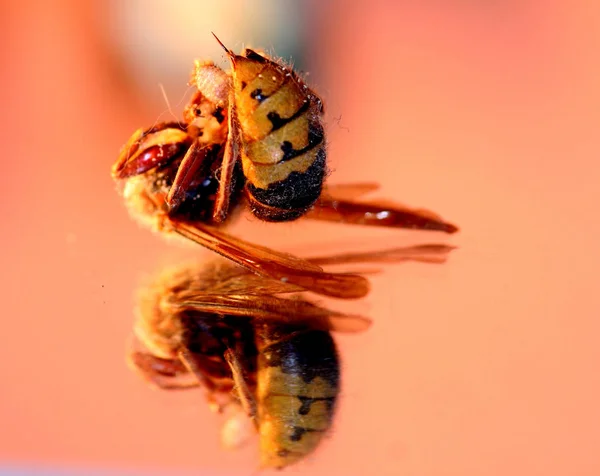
xmin=128 ymin=245 xmax=453 ymax=468
xmin=112 ymin=36 xmax=459 ymax=298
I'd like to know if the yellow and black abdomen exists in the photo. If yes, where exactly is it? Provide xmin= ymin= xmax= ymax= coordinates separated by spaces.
xmin=232 ymin=49 xmax=326 ymax=222
xmin=255 ymin=323 xmax=339 ymax=469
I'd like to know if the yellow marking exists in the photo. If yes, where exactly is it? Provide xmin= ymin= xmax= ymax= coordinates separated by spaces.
xmin=243 ymin=146 xmax=322 ymax=189
xmin=243 ymin=66 xmax=286 ymax=97
xmin=259 ymin=416 xmax=328 ymax=469
xmin=239 ymin=80 xmax=306 ymax=141
xmin=231 ymin=55 xmax=266 ymax=89
xmin=234 ymin=65 xmax=288 ymax=138
xmin=259 ymin=395 xmax=333 ymax=430
xmin=245 ymin=114 xmax=310 ymax=165
xmin=256 ymin=365 xmax=337 ymax=400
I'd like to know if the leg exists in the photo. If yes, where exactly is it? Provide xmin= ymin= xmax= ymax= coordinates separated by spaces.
xmin=212 ymin=90 xmax=241 ymax=223
xmin=178 ymin=348 xmax=226 ymax=413
xmin=127 ymin=348 xmax=199 ymax=390
xmin=166 ymin=140 xmax=208 ymax=212
xmin=224 ymin=347 xmax=258 ymax=424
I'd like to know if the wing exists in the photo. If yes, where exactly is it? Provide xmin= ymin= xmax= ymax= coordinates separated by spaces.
xmin=163 ymin=243 xmax=456 ymax=332
xmin=306 ymin=182 xmax=459 ymax=234
xmin=306 ymin=243 xmax=456 ymax=266
xmin=183 ymin=271 xmax=309 ymax=297
xmin=169 ymin=292 xmax=372 ymax=334
xmin=176 ymin=243 xmax=456 ymax=297
xmin=171 ymin=220 xmax=371 ymax=299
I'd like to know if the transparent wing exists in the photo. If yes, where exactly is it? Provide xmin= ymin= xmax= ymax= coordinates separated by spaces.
xmin=171 ymin=220 xmax=371 ymax=299
xmin=306 ymin=243 xmax=456 ymax=266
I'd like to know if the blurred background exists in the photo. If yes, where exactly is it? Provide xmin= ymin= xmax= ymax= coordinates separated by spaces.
xmin=2 ymin=0 xmax=600 ymax=475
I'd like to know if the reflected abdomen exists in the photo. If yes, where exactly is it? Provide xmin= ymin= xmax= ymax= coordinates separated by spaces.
xmin=255 ymin=324 xmax=339 ymax=469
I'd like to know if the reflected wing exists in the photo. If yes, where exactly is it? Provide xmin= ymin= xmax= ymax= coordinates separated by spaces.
xmin=171 ymin=221 xmax=370 ymax=299
xmin=183 ymin=271 xmax=308 ymax=297
xmin=307 ymin=244 xmax=457 ymax=266
xmin=182 ymin=243 xmax=457 ymax=296
xmin=170 ymin=292 xmax=371 ymax=334
xmin=307 ymin=183 xmax=459 ymax=234
xmin=165 ymin=243 xmax=456 ymax=332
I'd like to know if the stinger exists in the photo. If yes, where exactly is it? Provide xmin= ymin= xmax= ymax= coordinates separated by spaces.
xmin=212 ymin=32 xmax=236 ymax=65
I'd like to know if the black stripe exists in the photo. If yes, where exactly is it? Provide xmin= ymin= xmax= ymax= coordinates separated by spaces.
xmin=297 ymin=396 xmax=336 ymax=415
xmin=258 ymin=327 xmax=339 ymax=387
xmin=290 ymin=426 xmax=325 ymax=442
xmin=279 ymin=121 xmax=324 ymax=163
xmin=244 ymin=48 xmax=268 ymax=63
xmin=267 ymin=99 xmax=311 ymax=132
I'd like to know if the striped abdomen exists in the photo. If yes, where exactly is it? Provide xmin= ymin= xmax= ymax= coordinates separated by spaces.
xmin=231 ymin=49 xmax=326 ymax=221
xmin=255 ymin=323 xmax=339 ymax=469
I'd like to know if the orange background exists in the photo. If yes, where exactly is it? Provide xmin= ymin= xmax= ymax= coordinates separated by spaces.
xmin=2 ymin=1 xmax=600 ymax=475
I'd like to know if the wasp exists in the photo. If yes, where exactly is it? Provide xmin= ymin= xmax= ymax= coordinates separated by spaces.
xmin=128 ymin=244 xmax=454 ymax=469
xmin=112 ymin=35 xmax=459 ymax=299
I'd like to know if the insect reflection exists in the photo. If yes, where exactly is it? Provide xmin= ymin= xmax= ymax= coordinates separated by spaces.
xmin=128 ymin=244 xmax=454 ymax=468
